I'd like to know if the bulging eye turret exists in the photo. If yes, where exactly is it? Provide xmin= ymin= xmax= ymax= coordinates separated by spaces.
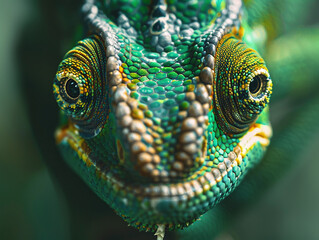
xmin=214 ymin=34 xmax=273 ymax=136
xmin=53 ymin=35 xmax=108 ymax=138
xmin=53 ymin=57 xmax=93 ymax=119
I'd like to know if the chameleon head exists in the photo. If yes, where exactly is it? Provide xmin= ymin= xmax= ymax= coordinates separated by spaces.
xmin=53 ymin=2 xmax=273 ymax=233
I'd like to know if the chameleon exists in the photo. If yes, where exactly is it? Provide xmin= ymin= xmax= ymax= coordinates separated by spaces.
xmin=49 ymin=0 xmax=319 ymax=238
xmin=53 ymin=0 xmax=272 ymax=236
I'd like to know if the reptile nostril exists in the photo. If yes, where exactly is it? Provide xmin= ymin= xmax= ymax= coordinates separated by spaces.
xmin=117 ymin=139 xmax=125 ymax=165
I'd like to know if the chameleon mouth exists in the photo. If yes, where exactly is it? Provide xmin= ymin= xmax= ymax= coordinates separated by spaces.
xmin=55 ymin=122 xmax=271 ymax=230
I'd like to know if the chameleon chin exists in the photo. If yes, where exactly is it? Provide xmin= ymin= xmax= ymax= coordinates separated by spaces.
xmin=53 ymin=0 xmax=274 ymax=237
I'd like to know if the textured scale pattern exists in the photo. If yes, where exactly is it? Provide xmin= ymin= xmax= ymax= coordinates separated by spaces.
xmin=53 ymin=0 xmax=273 ymax=233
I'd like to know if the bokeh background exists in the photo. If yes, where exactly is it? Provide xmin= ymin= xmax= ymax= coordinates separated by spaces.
xmin=1 ymin=0 xmax=319 ymax=239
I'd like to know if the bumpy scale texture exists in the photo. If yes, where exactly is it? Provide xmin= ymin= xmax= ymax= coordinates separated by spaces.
xmin=53 ymin=0 xmax=273 ymax=233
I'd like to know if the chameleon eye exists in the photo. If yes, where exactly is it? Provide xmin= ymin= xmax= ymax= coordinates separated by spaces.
xmin=53 ymin=35 xmax=107 ymax=138
xmin=214 ymin=34 xmax=273 ymax=136
xmin=57 ymin=77 xmax=81 ymax=104
xmin=65 ymin=78 xmax=80 ymax=100
xmin=249 ymin=74 xmax=268 ymax=98
xmin=54 ymin=73 xmax=87 ymax=119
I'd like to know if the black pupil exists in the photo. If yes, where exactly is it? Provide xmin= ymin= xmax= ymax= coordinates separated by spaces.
xmin=65 ymin=79 xmax=80 ymax=99
xmin=249 ymin=75 xmax=263 ymax=94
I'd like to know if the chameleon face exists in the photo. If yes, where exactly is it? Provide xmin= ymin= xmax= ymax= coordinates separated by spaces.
xmin=53 ymin=0 xmax=272 ymax=232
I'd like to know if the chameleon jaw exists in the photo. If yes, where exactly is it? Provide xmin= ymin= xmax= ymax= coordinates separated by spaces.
xmin=55 ymin=122 xmax=272 ymax=232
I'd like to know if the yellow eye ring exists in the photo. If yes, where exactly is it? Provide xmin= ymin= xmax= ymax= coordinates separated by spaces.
xmin=248 ymin=68 xmax=270 ymax=100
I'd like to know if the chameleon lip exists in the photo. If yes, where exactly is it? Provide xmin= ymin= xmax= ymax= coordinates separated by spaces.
xmin=55 ymin=122 xmax=79 ymax=145
xmin=238 ymin=123 xmax=272 ymax=156
xmin=55 ymin=122 xmax=272 ymax=199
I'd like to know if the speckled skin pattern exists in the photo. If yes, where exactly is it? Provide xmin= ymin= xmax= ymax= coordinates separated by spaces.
xmin=53 ymin=0 xmax=273 ymax=232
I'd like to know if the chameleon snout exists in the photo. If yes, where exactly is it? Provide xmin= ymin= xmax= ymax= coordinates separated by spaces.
xmin=113 ymin=83 xmax=209 ymax=182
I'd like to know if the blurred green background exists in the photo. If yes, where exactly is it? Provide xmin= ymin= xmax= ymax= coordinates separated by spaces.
xmin=1 ymin=0 xmax=319 ymax=239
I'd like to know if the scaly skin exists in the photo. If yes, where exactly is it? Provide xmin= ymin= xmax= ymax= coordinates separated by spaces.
xmin=53 ymin=0 xmax=273 ymax=233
